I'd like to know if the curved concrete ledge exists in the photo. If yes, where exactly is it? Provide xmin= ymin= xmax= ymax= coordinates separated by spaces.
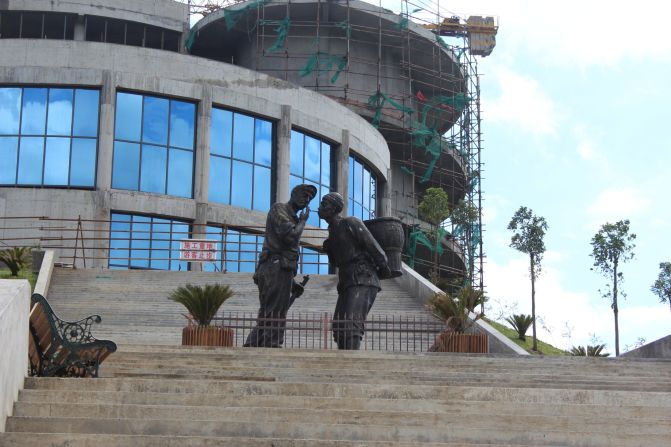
xmin=34 ymin=250 xmax=56 ymax=298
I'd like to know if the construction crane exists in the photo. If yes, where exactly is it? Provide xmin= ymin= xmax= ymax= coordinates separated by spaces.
xmin=423 ymin=15 xmax=498 ymax=57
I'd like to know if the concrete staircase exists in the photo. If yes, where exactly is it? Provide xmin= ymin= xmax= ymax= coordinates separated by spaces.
xmin=45 ymin=268 xmax=427 ymax=345
xmin=2 ymin=345 xmax=671 ymax=446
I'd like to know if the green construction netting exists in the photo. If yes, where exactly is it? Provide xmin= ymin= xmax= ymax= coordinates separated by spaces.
xmin=396 ymin=17 xmax=409 ymax=30
xmin=185 ymin=27 xmax=198 ymax=51
xmin=405 ymin=225 xmax=449 ymax=268
xmin=225 ymin=0 xmax=270 ymax=30
xmin=366 ymin=91 xmax=414 ymax=127
xmin=299 ymin=52 xmax=348 ymax=84
xmin=336 ymin=20 xmax=351 ymax=39
xmin=258 ymin=16 xmax=291 ymax=53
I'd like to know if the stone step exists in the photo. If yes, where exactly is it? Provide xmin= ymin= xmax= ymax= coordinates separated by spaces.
xmin=17 ymin=389 xmax=669 ymax=419
xmin=12 ymin=401 xmax=671 ymax=430
xmin=23 ymin=378 xmax=671 ymax=407
xmin=0 ymin=433 xmax=568 ymax=447
xmin=5 ymin=415 xmax=669 ymax=446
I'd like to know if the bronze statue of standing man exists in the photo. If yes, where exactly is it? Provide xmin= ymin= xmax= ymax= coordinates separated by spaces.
xmin=244 ymin=184 xmax=317 ymax=347
xmin=318 ymin=192 xmax=391 ymax=349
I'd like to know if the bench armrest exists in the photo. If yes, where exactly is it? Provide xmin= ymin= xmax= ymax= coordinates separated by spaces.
xmin=31 ymin=293 xmax=104 ymax=343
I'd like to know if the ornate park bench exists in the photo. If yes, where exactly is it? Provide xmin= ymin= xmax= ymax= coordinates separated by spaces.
xmin=28 ymin=293 xmax=117 ymax=378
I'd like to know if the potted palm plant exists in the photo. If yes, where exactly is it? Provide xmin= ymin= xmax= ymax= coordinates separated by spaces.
xmin=427 ymin=284 xmax=488 ymax=353
xmin=168 ymin=283 xmax=235 ymax=347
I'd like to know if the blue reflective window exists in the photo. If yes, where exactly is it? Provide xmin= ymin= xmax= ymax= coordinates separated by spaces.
xmin=208 ymin=107 xmax=273 ymax=212
xmin=0 ymin=87 xmax=99 ymax=187
xmin=348 ymin=155 xmax=378 ymax=220
xmin=298 ymin=246 xmax=328 ymax=274
xmin=0 ymin=137 xmax=18 ymax=184
xmin=203 ymin=226 xmax=263 ymax=273
xmin=113 ymin=92 xmax=195 ymax=198
xmin=109 ymin=212 xmax=191 ymax=271
xmin=289 ymin=130 xmax=333 ymax=228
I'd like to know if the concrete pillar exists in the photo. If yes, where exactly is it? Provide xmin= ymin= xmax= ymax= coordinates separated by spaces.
xmin=337 ymin=129 xmax=350 ymax=215
xmin=191 ymin=85 xmax=213 ymax=272
xmin=380 ymin=168 xmax=392 ymax=217
xmin=92 ymin=70 xmax=115 ymax=268
xmin=73 ymin=15 xmax=85 ymax=41
xmin=275 ymin=105 xmax=292 ymax=203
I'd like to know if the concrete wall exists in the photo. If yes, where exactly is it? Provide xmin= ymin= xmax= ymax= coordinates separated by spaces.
xmin=0 ymin=280 xmax=30 ymax=432
xmin=620 ymin=334 xmax=671 ymax=359
xmin=393 ymin=263 xmax=529 ymax=355
xmin=1 ymin=0 xmax=188 ymax=32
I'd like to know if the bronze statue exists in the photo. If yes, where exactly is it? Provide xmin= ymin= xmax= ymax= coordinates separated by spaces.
xmin=318 ymin=192 xmax=391 ymax=349
xmin=244 ymin=184 xmax=317 ymax=347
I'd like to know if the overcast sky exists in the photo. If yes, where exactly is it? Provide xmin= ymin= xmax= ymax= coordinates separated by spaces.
xmin=425 ymin=0 xmax=671 ymax=352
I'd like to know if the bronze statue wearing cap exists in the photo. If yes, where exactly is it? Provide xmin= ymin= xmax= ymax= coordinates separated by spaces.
xmin=244 ymin=183 xmax=317 ymax=347
xmin=318 ymin=192 xmax=391 ymax=349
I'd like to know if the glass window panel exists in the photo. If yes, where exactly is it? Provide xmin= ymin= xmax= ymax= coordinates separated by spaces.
xmin=290 ymin=130 xmax=303 ymax=176
xmin=43 ymin=137 xmax=70 ymax=185
xmin=348 ymin=156 xmax=354 ymax=197
xmin=171 ymin=223 xmax=190 ymax=271
xmin=46 ymin=89 xmax=73 ymax=136
xmin=321 ymin=142 xmax=331 ymax=187
xmin=110 ymin=214 xmax=131 ymax=267
xmin=353 ymin=161 xmax=363 ymax=203
xmin=253 ymin=166 xmax=271 ymax=212
xmin=225 ymin=232 xmax=240 ymax=272
xmin=73 ymin=89 xmax=100 ymax=137
xmin=301 ymin=249 xmax=319 ymax=275
xmin=208 ymin=156 xmax=230 ymax=204
xmin=0 ymin=137 xmax=18 ymax=184
xmin=363 ymin=169 xmax=371 ymax=210
xmin=130 ymin=217 xmax=151 ymax=269
xmin=140 ymin=144 xmax=167 ymax=194
xmin=142 ymin=96 xmax=169 ymax=145
xmin=21 ymin=88 xmax=48 ymax=135
xmin=150 ymin=219 xmax=171 ymax=270
xmin=319 ymin=254 xmax=329 ymax=274
xmin=211 ymin=108 xmax=232 ymax=157
xmin=115 ymin=92 xmax=142 ymax=141
xmin=353 ymin=202 xmax=362 ymax=220
xmin=112 ymin=141 xmax=140 ymax=190
xmin=232 ymin=113 xmax=254 ymax=162
xmin=17 ymin=137 xmax=44 ymax=184
xmin=305 ymin=180 xmax=319 ymax=228
xmin=70 ymin=138 xmax=97 ymax=187
xmin=169 ymin=100 xmax=195 ymax=150
xmin=167 ymin=148 xmax=193 ymax=198
xmin=370 ymin=176 xmax=377 ymax=216
xmin=254 ymin=119 xmax=272 ymax=166
xmin=231 ymin=160 xmax=253 ymax=208
xmin=304 ymin=135 xmax=320 ymax=183
xmin=348 ymin=198 xmax=354 ymax=217
xmin=289 ymin=174 xmax=301 ymax=197
xmin=0 ymin=88 xmax=22 ymax=135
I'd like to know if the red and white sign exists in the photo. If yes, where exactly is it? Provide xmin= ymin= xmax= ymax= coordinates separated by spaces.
xmin=180 ymin=239 xmax=218 ymax=261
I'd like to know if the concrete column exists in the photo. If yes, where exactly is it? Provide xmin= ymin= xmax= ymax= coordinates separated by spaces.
xmin=275 ymin=105 xmax=292 ymax=203
xmin=73 ymin=15 xmax=85 ymax=41
xmin=337 ymin=129 xmax=350 ymax=215
xmin=191 ymin=86 xmax=213 ymax=272
xmin=93 ymin=70 xmax=115 ymax=268
xmin=380 ymin=168 xmax=393 ymax=217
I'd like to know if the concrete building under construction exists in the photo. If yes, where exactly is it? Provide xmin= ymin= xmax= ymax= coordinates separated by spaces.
xmin=0 ymin=0 xmax=496 ymax=286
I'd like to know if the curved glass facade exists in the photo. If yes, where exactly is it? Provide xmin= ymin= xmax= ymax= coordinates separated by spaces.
xmin=109 ymin=212 xmax=189 ymax=271
xmin=348 ymin=155 xmax=377 ymax=221
xmin=112 ymin=92 xmax=196 ymax=198
xmin=209 ymin=108 xmax=273 ymax=212
xmin=0 ymin=87 xmax=99 ymax=187
xmin=290 ymin=129 xmax=332 ymax=228
xmin=204 ymin=225 xmax=264 ymax=273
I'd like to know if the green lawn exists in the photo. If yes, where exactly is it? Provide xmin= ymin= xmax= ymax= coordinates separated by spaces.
xmin=484 ymin=317 xmax=568 ymax=356
xmin=0 ymin=269 xmax=37 ymax=292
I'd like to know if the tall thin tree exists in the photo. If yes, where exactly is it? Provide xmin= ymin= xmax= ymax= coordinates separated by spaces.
xmin=590 ymin=220 xmax=636 ymax=356
xmin=507 ymin=206 xmax=548 ymax=352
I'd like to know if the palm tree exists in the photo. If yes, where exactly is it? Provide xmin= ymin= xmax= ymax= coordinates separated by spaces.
xmin=569 ymin=344 xmax=609 ymax=357
xmin=505 ymin=314 xmax=534 ymax=341
xmin=168 ymin=283 xmax=234 ymax=326
xmin=426 ymin=285 xmax=487 ymax=333
xmin=0 ymin=247 xmax=30 ymax=276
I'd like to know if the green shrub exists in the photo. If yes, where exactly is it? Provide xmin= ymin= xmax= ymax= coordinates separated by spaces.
xmin=570 ymin=344 xmax=609 ymax=357
xmin=504 ymin=313 xmax=534 ymax=341
xmin=0 ymin=247 xmax=30 ymax=276
xmin=427 ymin=285 xmax=487 ymax=333
xmin=168 ymin=284 xmax=234 ymax=327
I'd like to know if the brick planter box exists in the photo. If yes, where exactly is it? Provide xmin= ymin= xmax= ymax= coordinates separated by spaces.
xmin=181 ymin=326 xmax=234 ymax=347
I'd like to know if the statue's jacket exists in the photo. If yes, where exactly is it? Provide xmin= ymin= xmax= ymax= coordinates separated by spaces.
xmin=257 ymin=202 xmax=301 ymax=274
xmin=324 ymin=216 xmax=388 ymax=293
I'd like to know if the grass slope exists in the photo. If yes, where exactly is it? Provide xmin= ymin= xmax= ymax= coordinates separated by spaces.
xmin=0 ymin=269 xmax=37 ymax=292
xmin=484 ymin=317 xmax=568 ymax=356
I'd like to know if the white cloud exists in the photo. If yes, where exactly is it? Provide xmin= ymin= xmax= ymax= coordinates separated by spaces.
xmin=483 ymin=66 xmax=561 ymax=136
xmin=586 ymin=187 xmax=651 ymax=227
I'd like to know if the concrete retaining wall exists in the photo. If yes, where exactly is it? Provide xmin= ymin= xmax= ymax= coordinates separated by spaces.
xmin=621 ymin=334 xmax=671 ymax=359
xmin=393 ymin=263 xmax=529 ymax=355
xmin=0 ymin=280 xmax=30 ymax=432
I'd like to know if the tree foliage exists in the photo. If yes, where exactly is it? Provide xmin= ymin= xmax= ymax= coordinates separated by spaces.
xmin=569 ymin=344 xmax=610 ymax=357
xmin=449 ymin=199 xmax=479 ymax=227
xmin=168 ymin=283 xmax=234 ymax=327
xmin=426 ymin=285 xmax=487 ymax=333
xmin=418 ymin=187 xmax=450 ymax=227
xmin=507 ymin=206 xmax=548 ymax=352
xmin=505 ymin=314 xmax=534 ymax=341
xmin=651 ymin=262 xmax=671 ymax=312
xmin=0 ymin=247 xmax=30 ymax=276
xmin=590 ymin=219 xmax=636 ymax=356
